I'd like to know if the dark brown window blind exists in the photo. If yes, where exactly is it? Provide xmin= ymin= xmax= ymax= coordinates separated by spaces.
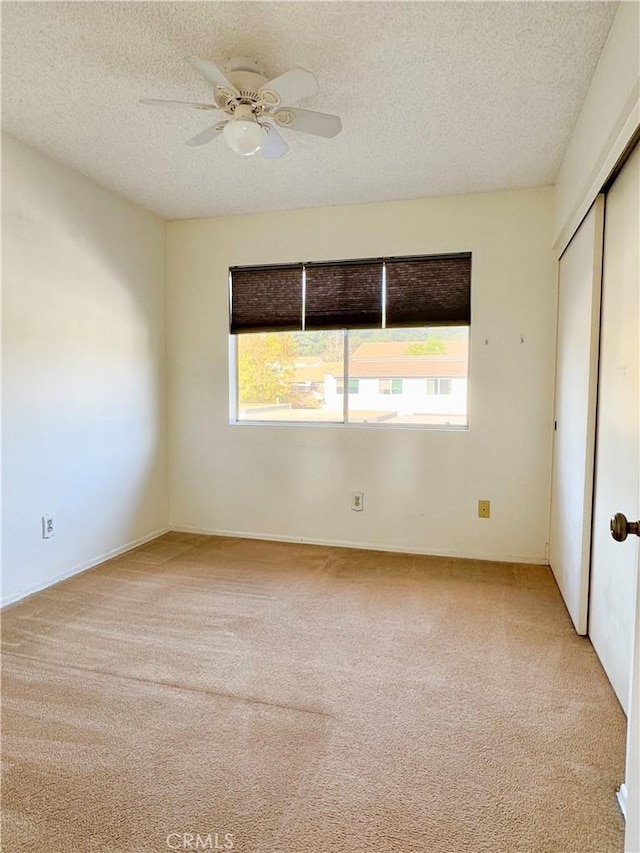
xmin=305 ymin=262 xmax=382 ymax=329
xmin=229 ymin=252 xmax=471 ymax=333
xmin=385 ymin=253 xmax=472 ymax=327
xmin=230 ymin=264 xmax=302 ymax=333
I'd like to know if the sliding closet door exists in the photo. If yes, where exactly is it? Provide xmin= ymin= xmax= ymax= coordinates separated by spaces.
xmin=549 ymin=196 xmax=604 ymax=634
xmin=589 ymin=144 xmax=639 ymax=713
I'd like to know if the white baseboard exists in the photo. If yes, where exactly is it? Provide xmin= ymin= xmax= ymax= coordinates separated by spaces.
xmin=2 ymin=524 xmax=547 ymax=609
xmin=616 ymin=782 xmax=628 ymax=819
xmin=171 ymin=524 xmax=549 ymax=566
xmin=1 ymin=526 xmax=170 ymax=609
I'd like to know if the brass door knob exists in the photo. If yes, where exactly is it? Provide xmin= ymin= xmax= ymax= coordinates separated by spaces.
xmin=610 ymin=512 xmax=640 ymax=542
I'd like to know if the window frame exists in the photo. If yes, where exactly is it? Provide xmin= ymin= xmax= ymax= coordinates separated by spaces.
xmin=426 ymin=378 xmax=454 ymax=395
xmin=230 ymin=329 xmax=470 ymax=431
xmin=229 ymin=251 xmax=471 ymax=431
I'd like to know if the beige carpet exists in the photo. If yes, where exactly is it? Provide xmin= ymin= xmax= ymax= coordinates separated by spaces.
xmin=1 ymin=533 xmax=626 ymax=852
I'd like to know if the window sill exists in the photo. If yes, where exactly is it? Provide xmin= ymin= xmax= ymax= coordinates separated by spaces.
xmin=229 ymin=419 xmax=469 ymax=432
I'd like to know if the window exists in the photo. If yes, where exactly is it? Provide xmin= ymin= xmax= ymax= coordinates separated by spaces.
xmin=426 ymin=378 xmax=453 ymax=395
xmin=231 ymin=254 xmax=471 ymax=427
xmin=238 ymin=330 xmax=344 ymax=422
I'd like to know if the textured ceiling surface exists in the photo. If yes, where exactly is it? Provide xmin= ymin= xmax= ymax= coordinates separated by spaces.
xmin=1 ymin=1 xmax=617 ymax=220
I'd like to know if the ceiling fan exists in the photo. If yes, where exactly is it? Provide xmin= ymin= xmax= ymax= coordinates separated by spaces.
xmin=140 ymin=56 xmax=342 ymax=159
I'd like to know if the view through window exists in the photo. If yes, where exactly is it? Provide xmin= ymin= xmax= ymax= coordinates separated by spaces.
xmin=236 ymin=327 xmax=468 ymax=426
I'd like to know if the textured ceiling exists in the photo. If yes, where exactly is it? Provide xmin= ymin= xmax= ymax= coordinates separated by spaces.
xmin=1 ymin=1 xmax=617 ymax=220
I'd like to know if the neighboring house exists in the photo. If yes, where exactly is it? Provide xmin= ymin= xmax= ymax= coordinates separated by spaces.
xmin=290 ymin=360 xmax=340 ymax=407
xmin=292 ymin=340 xmax=468 ymax=418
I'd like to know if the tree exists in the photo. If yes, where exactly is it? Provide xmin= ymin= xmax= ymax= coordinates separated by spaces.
xmin=237 ymin=333 xmax=297 ymax=403
xmin=322 ymin=331 xmax=345 ymax=361
xmin=405 ymin=338 xmax=446 ymax=355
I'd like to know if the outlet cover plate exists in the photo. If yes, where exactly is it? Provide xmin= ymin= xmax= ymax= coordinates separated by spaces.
xmin=478 ymin=500 xmax=490 ymax=519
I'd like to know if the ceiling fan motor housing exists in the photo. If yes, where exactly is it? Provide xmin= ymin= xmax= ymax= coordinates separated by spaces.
xmin=215 ymin=59 xmax=281 ymax=111
xmin=232 ymin=103 xmax=260 ymax=122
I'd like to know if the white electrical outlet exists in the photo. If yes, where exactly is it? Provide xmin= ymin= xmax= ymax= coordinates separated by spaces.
xmin=42 ymin=514 xmax=55 ymax=539
xmin=351 ymin=492 xmax=364 ymax=512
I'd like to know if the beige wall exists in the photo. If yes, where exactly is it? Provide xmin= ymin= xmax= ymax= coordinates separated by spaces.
xmin=166 ymin=187 xmax=556 ymax=563
xmin=1 ymin=134 xmax=169 ymax=605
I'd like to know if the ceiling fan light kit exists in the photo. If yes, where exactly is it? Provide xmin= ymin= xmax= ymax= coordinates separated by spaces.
xmin=222 ymin=105 xmax=266 ymax=156
xmin=141 ymin=56 xmax=342 ymax=159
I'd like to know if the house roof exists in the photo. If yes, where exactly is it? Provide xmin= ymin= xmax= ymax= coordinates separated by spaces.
xmin=294 ymin=363 xmax=341 ymax=383
xmin=293 ymin=340 xmax=468 ymax=382
xmin=348 ymin=357 xmax=467 ymax=379
xmin=294 ymin=355 xmax=466 ymax=381
xmin=439 ymin=339 xmax=467 ymax=356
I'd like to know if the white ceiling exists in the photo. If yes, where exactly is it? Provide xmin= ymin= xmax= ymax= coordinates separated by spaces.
xmin=1 ymin=1 xmax=617 ymax=220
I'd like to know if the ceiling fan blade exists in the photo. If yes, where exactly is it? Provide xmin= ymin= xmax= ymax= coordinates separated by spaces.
xmin=185 ymin=123 xmax=227 ymax=147
xmin=187 ymin=57 xmax=238 ymax=95
xmin=274 ymin=107 xmax=342 ymax=138
xmin=259 ymin=68 xmax=318 ymax=106
xmin=261 ymin=125 xmax=289 ymax=159
xmin=140 ymin=98 xmax=218 ymax=111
